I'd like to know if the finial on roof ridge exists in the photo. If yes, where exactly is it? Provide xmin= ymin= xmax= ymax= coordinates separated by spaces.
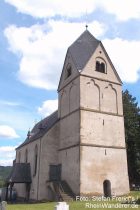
xmin=85 ymin=24 xmax=88 ymax=30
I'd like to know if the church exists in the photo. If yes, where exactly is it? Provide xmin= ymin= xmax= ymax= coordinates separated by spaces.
xmin=7 ymin=29 xmax=130 ymax=201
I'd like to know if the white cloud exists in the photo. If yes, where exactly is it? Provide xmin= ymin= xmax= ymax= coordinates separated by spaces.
xmin=38 ymin=99 xmax=58 ymax=117
xmin=0 ymin=146 xmax=16 ymax=166
xmin=0 ymin=100 xmax=21 ymax=107
xmin=0 ymin=146 xmax=16 ymax=152
xmin=4 ymin=18 xmax=140 ymax=86
xmin=103 ymin=38 xmax=140 ymax=83
xmin=5 ymin=0 xmax=95 ymax=18
xmin=99 ymin=0 xmax=140 ymax=21
xmin=0 ymin=125 xmax=19 ymax=138
xmin=4 ymin=20 xmax=106 ymax=90
xmin=5 ymin=0 xmax=140 ymax=21
xmin=0 ymin=110 xmax=35 ymax=132
xmin=5 ymin=18 xmax=140 ymax=86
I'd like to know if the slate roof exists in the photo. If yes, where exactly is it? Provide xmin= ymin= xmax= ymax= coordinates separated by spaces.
xmin=68 ymin=30 xmax=100 ymax=70
xmin=17 ymin=110 xmax=59 ymax=149
xmin=6 ymin=163 xmax=31 ymax=183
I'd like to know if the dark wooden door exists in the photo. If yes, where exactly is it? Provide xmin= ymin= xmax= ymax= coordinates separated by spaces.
xmin=103 ymin=180 xmax=111 ymax=197
xmin=49 ymin=164 xmax=61 ymax=181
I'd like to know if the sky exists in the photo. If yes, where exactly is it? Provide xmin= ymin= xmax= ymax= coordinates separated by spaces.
xmin=0 ymin=0 xmax=140 ymax=166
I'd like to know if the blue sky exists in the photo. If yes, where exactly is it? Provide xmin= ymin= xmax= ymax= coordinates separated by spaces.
xmin=0 ymin=0 xmax=140 ymax=166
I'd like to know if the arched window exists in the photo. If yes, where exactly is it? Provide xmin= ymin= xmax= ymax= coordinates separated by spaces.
xmin=34 ymin=145 xmax=38 ymax=176
xmin=25 ymin=149 xmax=28 ymax=163
xmin=96 ymin=61 xmax=100 ymax=71
xmin=95 ymin=58 xmax=106 ymax=74
xmin=100 ymin=62 xmax=105 ymax=73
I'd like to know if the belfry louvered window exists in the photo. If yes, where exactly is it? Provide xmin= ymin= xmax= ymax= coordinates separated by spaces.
xmin=95 ymin=57 xmax=106 ymax=74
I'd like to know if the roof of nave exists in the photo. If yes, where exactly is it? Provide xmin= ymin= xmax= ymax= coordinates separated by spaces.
xmin=68 ymin=30 xmax=100 ymax=71
xmin=17 ymin=110 xmax=59 ymax=149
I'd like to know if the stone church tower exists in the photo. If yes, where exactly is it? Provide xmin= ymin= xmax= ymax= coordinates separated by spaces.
xmin=58 ymin=30 xmax=129 ymax=196
xmin=9 ymin=30 xmax=129 ymax=201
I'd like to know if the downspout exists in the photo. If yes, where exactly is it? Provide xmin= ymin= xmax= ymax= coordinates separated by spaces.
xmin=37 ymin=137 xmax=42 ymax=200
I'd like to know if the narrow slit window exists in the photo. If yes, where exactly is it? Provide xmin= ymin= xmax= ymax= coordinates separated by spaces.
xmin=34 ymin=145 xmax=38 ymax=176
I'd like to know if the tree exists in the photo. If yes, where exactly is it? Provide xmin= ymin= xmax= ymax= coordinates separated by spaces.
xmin=123 ymin=90 xmax=140 ymax=184
xmin=0 ymin=166 xmax=12 ymax=187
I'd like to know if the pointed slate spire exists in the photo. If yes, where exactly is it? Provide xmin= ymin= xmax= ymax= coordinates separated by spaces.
xmin=68 ymin=30 xmax=100 ymax=71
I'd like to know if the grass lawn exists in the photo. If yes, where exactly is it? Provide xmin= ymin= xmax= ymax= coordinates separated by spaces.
xmin=7 ymin=191 xmax=140 ymax=210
